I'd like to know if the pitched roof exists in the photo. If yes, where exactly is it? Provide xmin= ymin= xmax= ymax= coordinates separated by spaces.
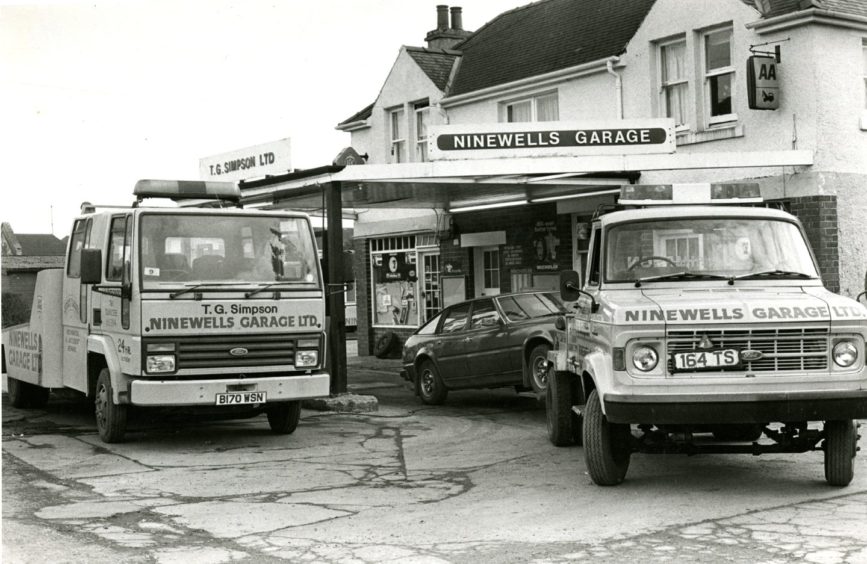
xmin=338 ymin=102 xmax=374 ymax=127
xmin=449 ymin=0 xmax=656 ymax=96
xmin=744 ymin=0 xmax=867 ymax=18
xmin=405 ymin=47 xmax=460 ymax=90
xmin=16 ymin=234 xmax=67 ymax=256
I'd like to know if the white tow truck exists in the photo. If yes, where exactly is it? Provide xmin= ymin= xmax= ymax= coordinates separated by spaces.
xmin=546 ymin=183 xmax=867 ymax=486
xmin=2 ymin=180 xmax=330 ymax=442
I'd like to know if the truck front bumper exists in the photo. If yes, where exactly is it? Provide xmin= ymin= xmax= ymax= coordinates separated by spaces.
xmin=604 ymin=390 xmax=867 ymax=424
xmin=129 ymin=373 xmax=329 ymax=406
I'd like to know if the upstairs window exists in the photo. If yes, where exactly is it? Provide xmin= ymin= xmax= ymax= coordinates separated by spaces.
xmin=389 ymin=107 xmax=406 ymax=163
xmin=703 ymin=28 xmax=735 ymax=125
xmin=660 ymin=39 xmax=689 ymax=129
xmin=502 ymin=92 xmax=559 ymax=122
xmin=414 ymin=102 xmax=429 ymax=162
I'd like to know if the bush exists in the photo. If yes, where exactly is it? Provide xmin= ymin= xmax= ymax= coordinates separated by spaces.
xmin=2 ymin=293 xmax=31 ymax=328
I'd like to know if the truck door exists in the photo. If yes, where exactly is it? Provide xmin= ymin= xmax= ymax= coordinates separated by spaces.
xmin=99 ymin=215 xmax=136 ymax=374
xmin=62 ymin=217 xmax=93 ymax=393
xmin=576 ymin=226 xmax=603 ymax=338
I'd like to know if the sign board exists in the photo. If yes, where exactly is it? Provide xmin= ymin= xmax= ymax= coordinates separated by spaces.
xmin=747 ymin=56 xmax=779 ymax=110
xmin=199 ymin=138 xmax=292 ymax=182
xmin=428 ymin=119 xmax=675 ymax=161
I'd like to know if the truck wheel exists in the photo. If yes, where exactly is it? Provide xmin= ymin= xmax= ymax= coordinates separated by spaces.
xmin=7 ymin=377 xmax=50 ymax=409
xmin=583 ymin=389 xmax=631 ymax=486
xmin=417 ymin=359 xmax=447 ymax=405
xmin=94 ymin=369 xmax=128 ymax=443
xmin=712 ymin=424 xmax=764 ymax=442
xmin=528 ymin=344 xmax=550 ymax=396
xmin=267 ymin=401 xmax=301 ymax=434
xmin=824 ymin=420 xmax=857 ymax=487
xmin=546 ymin=370 xmax=581 ymax=446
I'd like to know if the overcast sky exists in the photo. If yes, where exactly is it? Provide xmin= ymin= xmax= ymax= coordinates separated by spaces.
xmin=1 ymin=0 xmax=510 ymax=235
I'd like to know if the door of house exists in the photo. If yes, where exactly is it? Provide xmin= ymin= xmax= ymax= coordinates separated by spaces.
xmin=473 ymin=246 xmax=501 ymax=297
xmin=419 ymin=250 xmax=441 ymax=323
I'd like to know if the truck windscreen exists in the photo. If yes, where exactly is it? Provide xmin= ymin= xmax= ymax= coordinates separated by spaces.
xmin=605 ymin=218 xmax=819 ymax=283
xmin=140 ymin=214 xmax=320 ymax=289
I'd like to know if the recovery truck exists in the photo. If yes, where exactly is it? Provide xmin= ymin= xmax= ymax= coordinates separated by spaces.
xmin=546 ymin=183 xmax=867 ymax=486
xmin=2 ymin=180 xmax=330 ymax=442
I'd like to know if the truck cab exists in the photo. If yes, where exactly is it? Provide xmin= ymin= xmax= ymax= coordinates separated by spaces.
xmin=4 ymin=180 xmax=330 ymax=442
xmin=546 ymin=183 xmax=867 ymax=486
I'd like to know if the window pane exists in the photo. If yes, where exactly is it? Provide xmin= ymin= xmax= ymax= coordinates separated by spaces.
xmin=507 ymin=100 xmax=532 ymax=122
xmin=536 ymin=94 xmax=559 ymax=121
xmin=709 ymin=73 xmax=732 ymax=116
xmin=441 ymin=304 xmax=470 ymax=333
xmin=66 ymin=219 xmax=87 ymax=277
xmin=416 ymin=109 xmax=428 ymax=140
xmin=705 ymin=29 xmax=731 ymax=70
xmin=661 ymin=41 xmax=686 ymax=82
xmin=470 ymin=299 xmax=500 ymax=329
xmin=665 ymin=82 xmax=688 ymax=126
xmin=106 ymin=217 xmax=127 ymax=281
xmin=391 ymin=109 xmax=404 ymax=140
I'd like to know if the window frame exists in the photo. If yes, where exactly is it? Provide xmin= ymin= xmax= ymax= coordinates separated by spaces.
xmin=702 ymin=26 xmax=737 ymax=127
xmin=105 ymin=215 xmax=128 ymax=282
xmin=414 ymin=101 xmax=429 ymax=163
xmin=500 ymin=91 xmax=559 ymax=123
xmin=389 ymin=106 xmax=406 ymax=163
xmin=658 ymin=37 xmax=690 ymax=131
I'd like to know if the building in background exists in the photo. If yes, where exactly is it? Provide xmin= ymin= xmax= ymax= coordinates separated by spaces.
xmin=2 ymin=222 xmax=67 ymax=325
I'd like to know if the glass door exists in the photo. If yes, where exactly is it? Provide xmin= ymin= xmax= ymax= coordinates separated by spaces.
xmin=419 ymin=251 xmax=441 ymax=323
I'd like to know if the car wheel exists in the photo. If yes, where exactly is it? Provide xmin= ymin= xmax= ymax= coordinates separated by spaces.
xmin=712 ymin=424 xmax=764 ymax=442
xmin=94 ymin=368 xmax=128 ymax=443
xmin=824 ymin=419 xmax=857 ymax=487
xmin=583 ymin=389 xmax=631 ymax=486
xmin=546 ymin=369 xmax=581 ymax=446
xmin=528 ymin=344 xmax=550 ymax=396
xmin=417 ymin=359 xmax=447 ymax=405
xmin=7 ymin=377 xmax=50 ymax=409
xmin=267 ymin=401 xmax=301 ymax=434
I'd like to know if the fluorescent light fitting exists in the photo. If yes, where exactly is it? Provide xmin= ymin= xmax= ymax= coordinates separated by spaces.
xmin=529 ymin=189 xmax=621 ymax=203
xmin=448 ymin=199 xmax=528 ymax=213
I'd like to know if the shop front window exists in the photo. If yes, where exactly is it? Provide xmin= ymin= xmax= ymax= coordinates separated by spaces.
xmin=371 ymin=236 xmax=419 ymax=327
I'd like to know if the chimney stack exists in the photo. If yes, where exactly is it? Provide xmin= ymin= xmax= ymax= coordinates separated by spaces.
xmin=450 ymin=6 xmax=463 ymax=31
xmin=436 ymin=5 xmax=449 ymax=30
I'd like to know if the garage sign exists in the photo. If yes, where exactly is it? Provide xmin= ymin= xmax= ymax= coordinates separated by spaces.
xmin=747 ymin=55 xmax=779 ymax=110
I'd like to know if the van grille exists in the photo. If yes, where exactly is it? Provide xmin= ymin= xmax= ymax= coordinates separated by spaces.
xmin=666 ymin=327 xmax=829 ymax=374
xmin=144 ymin=334 xmax=315 ymax=371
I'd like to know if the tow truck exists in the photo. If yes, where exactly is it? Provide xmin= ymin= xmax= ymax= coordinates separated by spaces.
xmin=2 ymin=180 xmax=330 ymax=442
xmin=546 ymin=183 xmax=867 ymax=486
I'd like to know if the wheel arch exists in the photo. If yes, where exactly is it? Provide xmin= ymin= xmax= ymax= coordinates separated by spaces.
xmin=87 ymin=336 xmax=124 ymax=403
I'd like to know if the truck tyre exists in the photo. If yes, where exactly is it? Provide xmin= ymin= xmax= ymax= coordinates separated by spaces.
xmin=712 ymin=424 xmax=764 ymax=442
xmin=7 ymin=377 xmax=50 ymax=409
xmin=94 ymin=369 xmax=128 ymax=443
xmin=267 ymin=401 xmax=301 ymax=434
xmin=528 ymin=344 xmax=550 ymax=396
xmin=584 ymin=389 xmax=631 ymax=486
xmin=546 ymin=369 xmax=581 ymax=446
xmin=824 ymin=419 xmax=857 ymax=487
xmin=417 ymin=359 xmax=447 ymax=405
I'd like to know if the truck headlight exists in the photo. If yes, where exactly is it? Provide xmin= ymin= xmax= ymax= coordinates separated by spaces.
xmin=296 ymin=350 xmax=319 ymax=368
xmin=833 ymin=341 xmax=858 ymax=368
xmin=146 ymin=354 xmax=176 ymax=373
xmin=632 ymin=346 xmax=659 ymax=372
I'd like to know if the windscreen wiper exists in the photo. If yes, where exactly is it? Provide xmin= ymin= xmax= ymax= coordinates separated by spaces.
xmin=169 ymin=283 xmax=235 ymax=299
xmin=634 ymin=272 xmax=730 ymax=288
xmin=729 ymin=269 xmax=813 ymax=283
xmin=244 ymin=282 xmax=287 ymax=299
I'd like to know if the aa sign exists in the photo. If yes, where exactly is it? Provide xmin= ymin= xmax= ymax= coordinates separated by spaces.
xmin=747 ymin=55 xmax=779 ymax=110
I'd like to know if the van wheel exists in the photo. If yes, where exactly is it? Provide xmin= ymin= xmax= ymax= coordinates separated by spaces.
xmin=7 ymin=377 xmax=50 ymax=409
xmin=417 ymin=360 xmax=447 ymax=405
xmin=546 ymin=370 xmax=581 ymax=446
xmin=373 ymin=332 xmax=398 ymax=359
xmin=267 ymin=401 xmax=301 ymax=434
xmin=583 ymin=389 xmax=631 ymax=486
xmin=824 ymin=420 xmax=857 ymax=487
xmin=94 ymin=369 xmax=128 ymax=443
xmin=528 ymin=344 xmax=550 ymax=396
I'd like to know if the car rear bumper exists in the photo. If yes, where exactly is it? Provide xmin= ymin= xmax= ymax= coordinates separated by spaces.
xmin=603 ymin=390 xmax=867 ymax=424
xmin=129 ymin=373 xmax=330 ymax=406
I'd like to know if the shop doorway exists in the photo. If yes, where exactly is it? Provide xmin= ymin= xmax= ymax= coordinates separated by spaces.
xmin=473 ymin=246 xmax=501 ymax=297
xmin=419 ymin=250 xmax=441 ymax=323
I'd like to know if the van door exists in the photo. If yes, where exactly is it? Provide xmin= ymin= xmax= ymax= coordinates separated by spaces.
xmin=62 ymin=218 xmax=92 ymax=393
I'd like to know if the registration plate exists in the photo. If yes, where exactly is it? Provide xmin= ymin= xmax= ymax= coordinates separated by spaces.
xmin=673 ymin=349 xmax=739 ymax=370
xmin=215 ymin=391 xmax=266 ymax=405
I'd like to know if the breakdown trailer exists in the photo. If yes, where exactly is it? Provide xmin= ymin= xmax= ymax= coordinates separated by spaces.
xmin=546 ymin=183 xmax=867 ymax=486
xmin=2 ymin=180 xmax=330 ymax=442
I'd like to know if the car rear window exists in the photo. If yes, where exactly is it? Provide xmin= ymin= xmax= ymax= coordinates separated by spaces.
xmin=499 ymin=293 xmax=563 ymax=322
xmin=441 ymin=304 xmax=470 ymax=333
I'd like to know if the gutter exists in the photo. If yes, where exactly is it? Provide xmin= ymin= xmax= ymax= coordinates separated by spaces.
xmin=746 ymin=8 xmax=867 ymax=33
xmin=606 ymin=59 xmax=623 ymax=120
xmin=440 ymin=56 xmax=621 ymax=109
xmin=336 ymin=120 xmax=370 ymax=132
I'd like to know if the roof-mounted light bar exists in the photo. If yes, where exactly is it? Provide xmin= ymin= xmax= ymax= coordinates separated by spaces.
xmin=619 ymin=183 xmax=762 ymax=206
xmin=133 ymin=179 xmax=241 ymax=206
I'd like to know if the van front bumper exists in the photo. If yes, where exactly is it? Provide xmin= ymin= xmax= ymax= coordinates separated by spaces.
xmin=129 ymin=373 xmax=329 ymax=406
xmin=603 ymin=390 xmax=867 ymax=424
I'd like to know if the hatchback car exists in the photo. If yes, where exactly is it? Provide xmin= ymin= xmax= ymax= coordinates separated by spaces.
xmin=400 ymin=291 xmax=567 ymax=404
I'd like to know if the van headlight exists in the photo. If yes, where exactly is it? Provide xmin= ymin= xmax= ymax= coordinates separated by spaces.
xmin=833 ymin=341 xmax=858 ymax=368
xmin=146 ymin=355 xmax=176 ymax=373
xmin=632 ymin=346 xmax=659 ymax=372
xmin=295 ymin=350 xmax=319 ymax=368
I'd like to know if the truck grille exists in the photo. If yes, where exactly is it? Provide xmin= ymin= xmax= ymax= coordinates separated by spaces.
xmin=666 ymin=327 xmax=829 ymax=374
xmin=145 ymin=334 xmax=310 ymax=371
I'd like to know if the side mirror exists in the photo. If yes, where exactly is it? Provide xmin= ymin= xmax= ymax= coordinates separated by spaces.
xmin=560 ymin=270 xmax=581 ymax=302
xmin=80 ymin=249 xmax=102 ymax=285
